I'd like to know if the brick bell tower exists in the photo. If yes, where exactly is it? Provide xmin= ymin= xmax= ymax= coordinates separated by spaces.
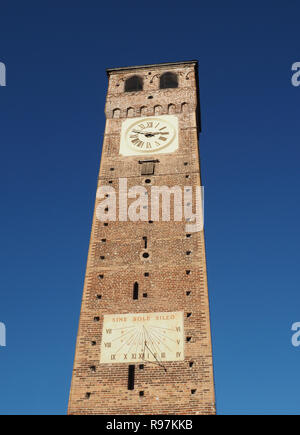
xmin=68 ymin=61 xmax=216 ymax=415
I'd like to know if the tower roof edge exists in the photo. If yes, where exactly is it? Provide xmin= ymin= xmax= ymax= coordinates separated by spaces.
xmin=106 ymin=60 xmax=199 ymax=75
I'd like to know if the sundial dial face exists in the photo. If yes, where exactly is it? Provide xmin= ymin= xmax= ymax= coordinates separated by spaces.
xmin=100 ymin=311 xmax=184 ymax=364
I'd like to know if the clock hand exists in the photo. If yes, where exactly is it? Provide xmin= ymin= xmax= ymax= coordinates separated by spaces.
xmin=132 ymin=130 xmax=156 ymax=137
xmin=143 ymin=132 xmax=168 ymax=135
xmin=132 ymin=130 xmax=144 ymax=134
xmin=132 ymin=130 xmax=169 ymax=139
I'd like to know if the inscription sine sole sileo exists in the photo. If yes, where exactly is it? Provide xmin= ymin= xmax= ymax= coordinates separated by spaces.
xmin=100 ymin=311 xmax=184 ymax=364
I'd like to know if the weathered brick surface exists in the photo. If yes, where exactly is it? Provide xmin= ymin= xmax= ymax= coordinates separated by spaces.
xmin=68 ymin=61 xmax=216 ymax=415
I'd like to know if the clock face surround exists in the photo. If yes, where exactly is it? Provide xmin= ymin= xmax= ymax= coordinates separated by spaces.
xmin=100 ymin=311 xmax=184 ymax=364
xmin=126 ymin=117 xmax=175 ymax=153
xmin=120 ymin=115 xmax=179 ymax=156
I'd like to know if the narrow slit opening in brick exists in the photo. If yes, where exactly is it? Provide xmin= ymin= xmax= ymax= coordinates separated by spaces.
xmin=189 ymin=361 xmax=194 ymax=368
xmin=143 ymin=236 xmax=147 ymax=249
xmin=133 ymin=282 xmax=139 ymax=300
xmin=128 ymin=365 xmax=135 ymax=390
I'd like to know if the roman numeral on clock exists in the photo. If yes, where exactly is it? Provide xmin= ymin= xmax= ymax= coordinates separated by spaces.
xmin=131 ymin=138 xmax=144 ymax=148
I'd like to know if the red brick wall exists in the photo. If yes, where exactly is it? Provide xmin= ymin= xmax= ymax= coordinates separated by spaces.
xmin=68 ymin=62 xmax=216 ymax=415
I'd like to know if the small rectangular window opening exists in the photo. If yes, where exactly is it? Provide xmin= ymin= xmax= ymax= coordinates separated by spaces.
xmin=141 ymin=162 xmax=155 ymax=176
xmin=128 ymin=365 xmax=135 ymax=390
xmin=133 ymin=282 xmax=139 ymax=300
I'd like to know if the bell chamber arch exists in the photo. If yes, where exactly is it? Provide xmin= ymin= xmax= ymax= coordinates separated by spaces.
xmin=159 ymin=71 xmax=178 ymax=89
xmin=124 ymin=75 xmax=143 ymax=92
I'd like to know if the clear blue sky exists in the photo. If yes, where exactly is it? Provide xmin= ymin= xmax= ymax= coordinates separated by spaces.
xmin=0 ymin=0 xmax=300 ymax=415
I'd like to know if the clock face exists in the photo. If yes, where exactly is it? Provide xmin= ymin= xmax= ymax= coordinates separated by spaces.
xmin=120 ymin=115 xmax=178 ymax=156
xmin=100 ymin=311 xmax=184 ymax=364
xmin=126 ymin=118 xmax=175 ymax=153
